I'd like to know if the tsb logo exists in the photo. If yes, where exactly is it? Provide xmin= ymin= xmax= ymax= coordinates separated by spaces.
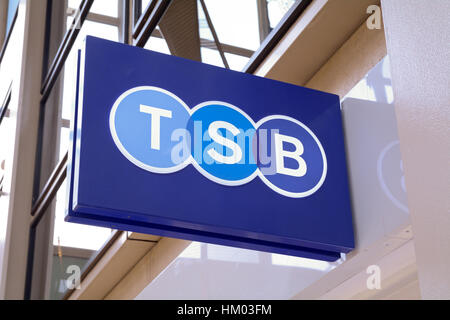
xmin=110 ymin=87 xmax=327 ymax=198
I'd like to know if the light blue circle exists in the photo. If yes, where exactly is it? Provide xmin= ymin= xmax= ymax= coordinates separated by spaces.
xmin=187 ymin=103 xmax=257 ymax=184
xmin=111 ymin=88 xmax=191 ymax=172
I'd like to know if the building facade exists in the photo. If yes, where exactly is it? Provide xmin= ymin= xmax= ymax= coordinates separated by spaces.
xmin=0 ymin=0 xmax=449 ymax=300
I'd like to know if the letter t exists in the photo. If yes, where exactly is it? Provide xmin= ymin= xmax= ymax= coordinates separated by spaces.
xmin=140 ymin=105 xmax=172 ymax=150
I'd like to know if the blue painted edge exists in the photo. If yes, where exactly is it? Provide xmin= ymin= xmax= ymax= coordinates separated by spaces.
xmin=66 ymin=212 xmax=341 ymax=261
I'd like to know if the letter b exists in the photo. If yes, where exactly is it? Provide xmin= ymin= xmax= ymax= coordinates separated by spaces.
xmin=274 ymin=133 xmax=307 ymax=177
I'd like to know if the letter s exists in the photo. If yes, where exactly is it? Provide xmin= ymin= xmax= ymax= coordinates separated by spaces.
xmin=207 ymin=121 xmax=243 ymax=164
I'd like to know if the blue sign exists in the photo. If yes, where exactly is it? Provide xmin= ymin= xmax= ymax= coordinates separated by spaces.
xmin=67 ymin=36 xmax=354 ymax=261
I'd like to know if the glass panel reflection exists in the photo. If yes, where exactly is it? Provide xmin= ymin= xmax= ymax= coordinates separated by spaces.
xmin=135 ymin=242 xmax=341 ymax=299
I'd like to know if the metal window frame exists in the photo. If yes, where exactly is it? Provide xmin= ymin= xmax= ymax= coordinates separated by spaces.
xmin=25 ymin=0 xmax=95 ymax=300
xmin=149 ymin=25 xmax=255 ymax=58
xmin=133 ymin=0 xmax=156 ymax=38
xmin=4 ymin=0 xmax=55 ymax=300
xmin=243 ymin=0 xmax=313 ymax=74
xmin=67 ymin=9 xmax=120 ymax=26
xmin=0 ymin=82 xmax=12 ymax=126
xmin=133 ymin=0 xmax=172 ymax=47
xmin=198 ymin=0 xmax=229 ymax=69
xmin=0 ymin=83 xmax=13 ymax=197
xmin=0 ymin=4 xmax=18 ymax=66
xmin=132 ymin=0 xmax=313 ymax=73
xmin=26 ymin=0 xmax=313 ymax=300
xmin=59 ymin=0 xmax=125 ymax=125
xmin=25 ymin=0 xmax=132 ymax=300
xmin=133 ymin=0 xmax=142 ymax=24
xmin=120 ymin=0 xmax=131 ymax=44
xmin=40 ymin=0 xmax=95 ymax=104
xmin=257 ymin=0 xmax=270 ymax=43
xmin=135 ymin=0 xmax=250 ymax=66
xmin=67 ymin=0 xmax=126 ymax=29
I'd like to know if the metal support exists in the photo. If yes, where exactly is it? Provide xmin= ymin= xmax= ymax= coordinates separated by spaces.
xmin=134 ymin=0 xmax=172 ymax=48
xmin=133 ymin=0 xmax=142 ymax=25
xmin=257 ymin=0 xmax=271 ymax=43
xmin=120 ymin=0 xmax=131 ymax=44
xmin=151 ymin=27 xmax=254 ymax=58
xmin=198 ymin=0 xmax=229 ymax=69
xmin=133 ymin=0 xmax=156 ymax=37
xmin=158 ymin=0 xmax=201 ymax=61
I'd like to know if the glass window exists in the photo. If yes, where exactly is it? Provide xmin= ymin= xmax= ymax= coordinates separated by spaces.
xmin=200 ymin=47 xmax=225 ymax=67
xmin=6 ymin=0 xmax=20 ymax=34
xmin=195 ymin=0 xmax=297 ymax=70
xmin=200 ymin=0 xmax=260 ymax=51
xmin=68 ymin=0 xmax=119 ymax=17
xmin=225 ymin=52 xmax=251 ymax=71
xmin=53 ymin=178 xmax=113 ymax=251
xmin=140 ymin=0 xmax=298 ymax=71
xmin=46 ymin=5 xmax=121 ymax=300
xmin=60 ymin=19 xmax=119 ymax=121
xmin=0 ymin=92 xmax=13 ymax=194
xmin=57 ymin=7 xmax=120 ymax=249
xmin=141 ymin=0 xmax=152 ymax=12
xmin=50 ymin=244 xmax=93 ymax=300
xmin=267 ymin=0 xmax=295 ymax=28
xmin=144 ymin=35 xmax=171 ymax=54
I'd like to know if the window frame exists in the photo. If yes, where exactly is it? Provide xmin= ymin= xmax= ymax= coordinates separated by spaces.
xmin=0 ymin=1 xmax=19 ymax=66
xmin=25 ymin=0 xmax=126 ymax=300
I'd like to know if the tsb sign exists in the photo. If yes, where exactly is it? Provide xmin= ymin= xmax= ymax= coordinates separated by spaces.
xmin=67 ymin=36 xmax=354 ymax=261
xmin=110 ymin=86 xmax=327 ymax=198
